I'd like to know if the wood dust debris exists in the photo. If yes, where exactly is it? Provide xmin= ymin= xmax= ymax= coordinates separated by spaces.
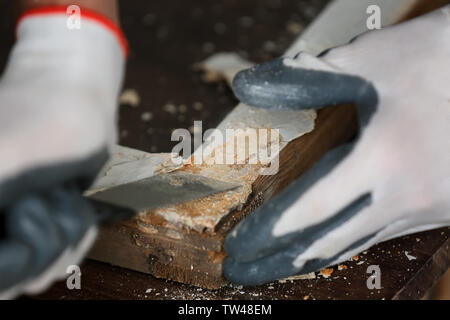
xmin=319 ymin=268 xmax=334 ymax=278
xmin=405 ymin=251 xmax=417 ymax=261
xmin=120 ymin=89 xmax=141 ymax=107
xmin=278 ymin=272 xmax=316 ymax=283
xmin=286 ymin=22 xmax=304 ymax=35
xmin=163 ymin=103 xmax=178 ymax=115
xmin=141 ymin=112 xmax=153 ymax=122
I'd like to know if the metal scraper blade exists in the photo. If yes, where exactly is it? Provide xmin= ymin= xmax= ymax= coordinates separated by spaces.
xmin=88 ymin=172 xmax=240 ymax=213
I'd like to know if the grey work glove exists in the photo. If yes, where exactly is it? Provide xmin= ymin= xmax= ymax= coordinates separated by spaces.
xmin=0 ymin=8 xmax=132 ymax=298
xmin=224 ymin=6 xmax=450 ymax=285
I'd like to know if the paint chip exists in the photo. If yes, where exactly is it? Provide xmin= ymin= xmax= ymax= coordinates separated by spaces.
xmin=405 ymin=251 xmax=417 ymax=261
xmin=193 ymin=102 xmax=204 ymax=111
xmin=319 ymin=268 xmax=334 ymax=278
xmin=141 ymin=112 xmax=153 ymax=122
xmin=120 ymin=89 xmax=141 ymax=107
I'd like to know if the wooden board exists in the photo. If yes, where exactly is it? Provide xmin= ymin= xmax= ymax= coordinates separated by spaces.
xmin=84 ymin=0 xmax=450 ymax=290
xmin=89 ymin=104 xmax=358 ymax=289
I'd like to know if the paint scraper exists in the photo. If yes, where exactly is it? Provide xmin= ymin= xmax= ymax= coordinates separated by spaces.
xmin=86 ymin=146 xmax=240 ymax=222
xmin=89 ymin=171 xmax=239 ymax=213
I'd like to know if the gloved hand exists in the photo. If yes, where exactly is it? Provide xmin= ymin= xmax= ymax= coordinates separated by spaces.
xmin=0 ymin=7 xmax=130 ymax=298
xmin=224 ymin=6 xmax=450 ymax=285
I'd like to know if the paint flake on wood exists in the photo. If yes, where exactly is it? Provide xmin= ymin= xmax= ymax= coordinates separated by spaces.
xmin=129 ymin=54 xmax=318 ymax=233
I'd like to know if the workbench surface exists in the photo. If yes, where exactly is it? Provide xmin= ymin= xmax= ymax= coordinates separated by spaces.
xmin=0 ymin=0 xmax=448 ymax=300
xmin=35 ymin=228 xmax=450 ymax=300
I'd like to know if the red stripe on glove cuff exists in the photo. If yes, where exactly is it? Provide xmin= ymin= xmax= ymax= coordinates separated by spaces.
xmin=17 ymin=6 xmax=129 ymax=58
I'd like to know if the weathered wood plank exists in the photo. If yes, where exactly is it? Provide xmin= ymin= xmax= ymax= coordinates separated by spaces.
xmin=89 ymin=104 xmax=358 ymax=289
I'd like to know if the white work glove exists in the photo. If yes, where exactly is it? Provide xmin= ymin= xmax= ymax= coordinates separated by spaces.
xmin=224 ymin=6 xmax=450 ymax=285
xmin=0 ymin=7 xmax=130 ymax=298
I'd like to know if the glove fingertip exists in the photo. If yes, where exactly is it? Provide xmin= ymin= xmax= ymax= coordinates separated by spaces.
xmin=232 ymin=58 xmax=295 ymax=110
